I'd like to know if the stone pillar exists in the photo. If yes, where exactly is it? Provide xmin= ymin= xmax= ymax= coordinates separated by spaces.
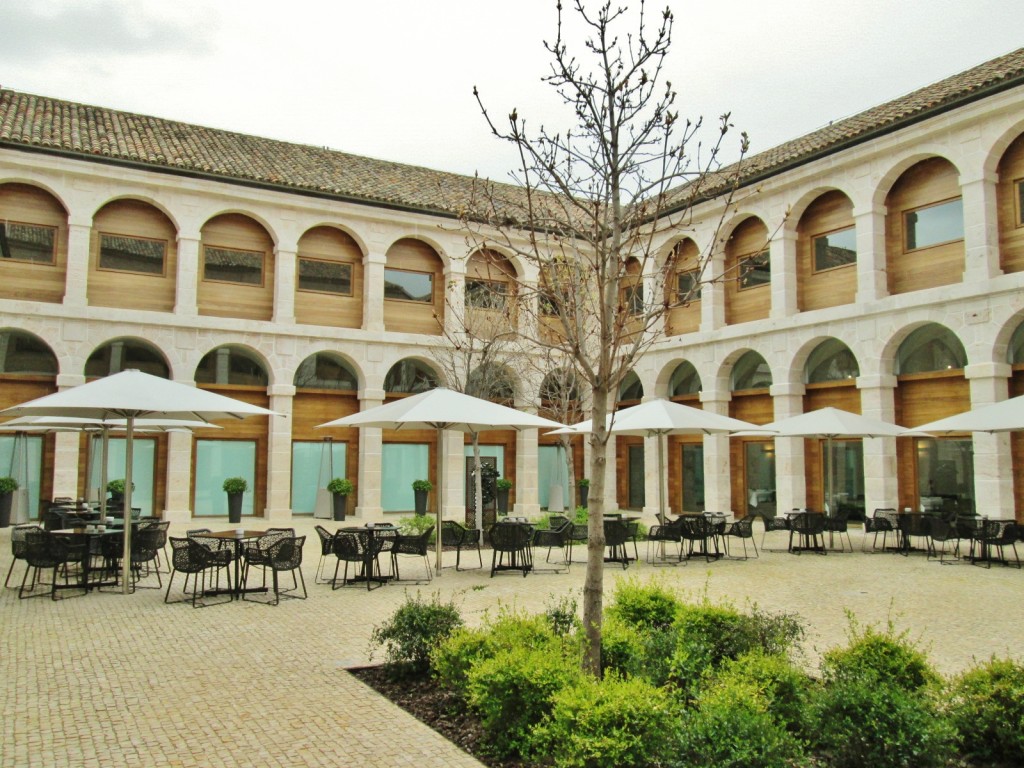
xmin=965 ymin=363 xmax=1014 ymax=517
xmin=163 ymin=430 xmax=194 ymax=523
xmin=355 ymin=390 xmax=384 ymax=518
xmin=442 ymin=430 xmax=465 ymax=523
xmin=857 ymin=374 xmax=899 ymax=513
xmin=273 ymin=247 xmax=297 ymax=325
xmin=514 ymin=428 xmax=540 ymax=517
xmin=445 ymin=270 xmax=465 ymax=338
xmin=769 ymin=231 xmax=798 ymax=319
xmin=770 ymin=383 xmax=806 ymax=512
xmin=642 ymin=432 xmax=661 ymax=519
xmin=265 ymin=385 xmax=296 ymax=521
xmin=700 ymin=392 xmax=732 ymax=512
xmin=960 ymin=172 xmax=1002 ymax=282
xmin=63 ymin=221 xmax=91 ymax=307
xmin=174 ymin=234 xmax=200 ymax=316
xmin=854 ymin=206 xmax=888 ymax=303
xmin=362 ymin=250 xmax=386 ymax=332
xmin=51 ymin=374 xmax=86 ymax=497
xmin=701 ymin=251 xmax=726 ymax=331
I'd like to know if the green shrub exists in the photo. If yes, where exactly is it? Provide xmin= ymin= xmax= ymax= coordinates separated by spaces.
xmin=607 ymin=576 xmax=681 ymax=630
xmin=396 ymin=514 xmax=436 ymax=538
xmin=809 ymin=678 xmax=952 ymax=768
xmin=326 ymin=477 xmax=353 ymax=495
xmin=411 ymin=478 xmax=432 ymax=492
xmin=466 ymin=645 xmax=583 ymax=758
xmin=945 ymin=657 xmax=1024 ymax=765
xmin=0 ymin=476 xmax=18 ymax=493
xmin=369 ymin=592 xmax=463 ymax=676
xmin=820 ymin=616 xmax=938 ymax=692
xmin=672 ymin=677 xmax=805 ymax=768
xmin=712 ymin=651 xmax=814 ymax=736
xmin=544 ymin=593 xmax=581 ymax=636
xmin=534 ymin=673 xmax=676 ymax=768
xmin=600 ymin=618 xmax=649 ymax=679
xmin=221 ymin=476 xmax=247 ymax=494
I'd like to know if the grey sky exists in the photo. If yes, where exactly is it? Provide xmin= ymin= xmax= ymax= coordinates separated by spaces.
xmin=1 ymin=0 xmax=1022 ymax=183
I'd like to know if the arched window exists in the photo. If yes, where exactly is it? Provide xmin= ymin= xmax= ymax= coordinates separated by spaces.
xmin=668 ymin=361 xmax=701 ymax=397
xmin=85 ymin=338 xmax=169 ymax=379
xmin=466 ymin=364 xmax=516 ymax=402
xmin=896 ymin=325 xmax=967 ymax=375
xmin=731 ymin=352 xmax=772 ymax=391
xmin=618 ymin=371 xmax=644 ymax=403
xmin=0 ymin=330 xmax=57 ymax=375
xmin=1008 ymin=321 xmax=1024 ymax=365
xmin=195 ymin=346 xmax=268 ymax=386
xmin=384 ymin=359 xmax=438 ymax=394
xmin=805 ymin=339 xmax=860 ymax=384
xmin=294 ymin=353 xmax=357 ymax=391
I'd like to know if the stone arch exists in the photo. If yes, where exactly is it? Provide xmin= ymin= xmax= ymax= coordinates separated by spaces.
xmin=383 ymin=358 xmax=441 ymax=395
xmin=84 ymin=337 xmax=171 ymax=379
xmin=194 ymin=344 xmax=270 ymax=387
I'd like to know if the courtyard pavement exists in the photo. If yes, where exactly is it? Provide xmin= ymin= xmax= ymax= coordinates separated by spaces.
xmin=2 ymin=517 xmax=1021 ymax=767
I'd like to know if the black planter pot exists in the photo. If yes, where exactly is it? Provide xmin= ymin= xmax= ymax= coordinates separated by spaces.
xmin=579 ymin=485 xmax=589 ymax=509
xmin=414 ymin=488 xmax=428 ymax=516
xmin=227 ymin=491 xmax=243 ymax=524
xmin=496 ymin=487 xmax=510 ymax=515
xmin=0 ymin=492 xmax=12 ymax=528
xmin=332 ymin=493 xmax=348 ymax=521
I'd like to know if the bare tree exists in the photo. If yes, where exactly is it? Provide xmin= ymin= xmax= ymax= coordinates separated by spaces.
xmin=463 ymin=0 xmax=747 ymax=674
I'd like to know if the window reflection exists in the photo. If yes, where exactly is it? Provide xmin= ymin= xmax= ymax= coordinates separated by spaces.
xmin=813 ymin=226 xmax=856 ymax=271
xmin=384 ymin=268 xmax=432 ymax=302
xmin=905 ymin=198 xmax=964 ymax=250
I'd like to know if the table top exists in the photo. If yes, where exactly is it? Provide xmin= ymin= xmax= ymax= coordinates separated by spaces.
xmin=200 ymin=529 xmax=268 ymax=540
xmin=53 ymin=527 xmax=121 ymax=536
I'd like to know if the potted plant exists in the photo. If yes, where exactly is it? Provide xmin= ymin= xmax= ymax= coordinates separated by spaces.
xmin=496 ymin=477 xmax=513 ymax=515
xmin=0 ymin=476 xmax=17 ymax=528
xmin=107 ymin=478 xmax=130 ymax=501
xmin=578 ymin=477 xmax=590 ymax=508
xmin=327 ymin=477 xmax=354 ymax=521
xmin=223 ymin=476 xmax=248 ymax=524
xmin=412 ymin=479 xmax=432 ymax=516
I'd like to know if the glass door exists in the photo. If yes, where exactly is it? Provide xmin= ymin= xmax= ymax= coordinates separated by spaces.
xmin=681 ymin=443 xmax=705 ymax=512
xmin=627 ymin=444 xmax=645 ymax=509
xmin=195 ymin=439 xmax=256 ymax=517
xmin=745 ymin=441 xmax=776 ymax=517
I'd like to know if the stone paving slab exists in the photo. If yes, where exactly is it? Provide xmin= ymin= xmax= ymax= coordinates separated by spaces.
xmin=1 ymin=518 xmax=1021 ymax=767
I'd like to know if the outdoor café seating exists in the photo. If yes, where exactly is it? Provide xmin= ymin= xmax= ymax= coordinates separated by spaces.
xmin=531 ymin=518 xmax=572 ymax=573
xmin=679 ymin=514 xmax=720 ymax=562
xmin=440 ymin=519 xmax=483 ymax=571
xmin=863 ymin=508 xmax=899 ymax=552
xmin=646 ymin=516 xmax=684 ymax=565
xmin=974 ymin=519 xmax=1021 ymax=568
xmin=759 ymin=511 xmax=791 ymax=551
xmin=165 ymin=536 xmax=233 ymax=608
xmin=18 ymin=529 xmax=87 ymax=600
xmin=242 ymin=534 xmax=307 ymax=605
xmin=313 ymin=525 xmax=335 ymax=583
xmin=788 ymin=512 xmax=827 ymax=555
xmin=5 ymin=523 xmax=40 ymax=588
xmin=723 ymin=515 xmax=759 ymax=559
xmin=603 ymin=518 xmax=631 ymax=568
xmin=390 ymin=526 xmax=434 ymax=584
xmin=488 ymin=520 xmax=533 ymax=577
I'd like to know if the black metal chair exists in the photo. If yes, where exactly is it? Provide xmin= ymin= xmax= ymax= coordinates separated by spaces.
xmin=128 ymin=526 xmax=164 ymax=590
xmin=314 ymin=524 xmax=336 ymax=583
xmin=488 ymin=522 xmax=533 ymax=577
xmin=391 ymin=526 xmax=435 ymax=584
xmin=603 ymin=519 xmax=631 ymax=568
xmin=897 ymin=513 xmax=933 ymax=556
xmin=975 ymin=520 xmax=1021 ymax=568
xmin=759 ymin=512 xmax=791 ymax=551
xmin=927 ymin=517 xmax=962 ymax=563
xmin=788 ymin=512 xmax=827 ymax=555
xmin=531 ymin=519 xmax=572 ymax=573
xmin=724 ymin=515 xmax=759 ymax=559
xmin=646 ymin=516 xmax=684 ymax=565
xmin=5 ymin=523 xmax=41 ymax=588
xmin=19 ymin=530 xmax=87 ymax=600
xmin=243 ymin=535 xmax=307 ymax=605
xmin=331 ymin=529 xmax=373 ymax=590
xmin=679 ymin=515 xmax=720 ymax=562
xmin=165 ymin=536 xmax=233 ymax=607
xmin=241 ymin=528 xmax=295 ymax=585
xmin=863 ymin=508 xmax=898 ymax=552
xmin=440 ymin=520 xmax=483 ymax=571
xmin=823 ymin=508 xmax=853 ymax=552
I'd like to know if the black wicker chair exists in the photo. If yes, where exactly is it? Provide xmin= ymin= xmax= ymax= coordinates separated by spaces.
xmin=824 ymin=508 xmax=853 ymax=552
xmin=759 ymin=512 xmax=791 ymax=552
xmin=19 ymin=530 xmax=86 ymax=600
xmin=788 ymin=512 xmax=827 ymax=555
xmin=331 ymin=529 xmax=373 ymax=590
xmin=128 ymin=526 xmax=164 ymax=590
xmin=680 ymin=515 xmax=720 ymax=562
xmin=975 ymin=520 xmax=1021 ymax=568
xmin=488 ymin=522 xmax=533 ymax=577
xmin=5 ymin=523 xmax=41 ymax=588
xmin=724 ymin=516 xmax=759 ymax=559
xmin=531 ymin=519 xmax=572 ymax=572
xmin=646 ymin=516 xmax=684 ymax=565
xmin=165 ymin=536 xmax=233 ymax=607
xmin=863 ymin=508 xmax=898 ymax=552
xmin=440 ymin=520 xmax=483 ymax=571
xmin=243 ymin=535 xmax=307 ymax=605
xmin=603 ymin=519 xmax=631 ymax=569
xmin=391 ymin=526 xmax=435 ymax=584
xmin=241 ymin=528 xmax=295 ymax=585
xmin=314 ymin=525 xmax=335 ymax=583
xmin=927 ymin=517 xmax=962 ymax=563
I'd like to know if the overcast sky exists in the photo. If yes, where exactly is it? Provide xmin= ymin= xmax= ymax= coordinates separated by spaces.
xmin=1 ymin=0 xmax=1022 ymax=182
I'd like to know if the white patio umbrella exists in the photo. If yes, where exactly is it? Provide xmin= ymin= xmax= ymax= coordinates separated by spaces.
xmin=550 ymin=398 xmax=768 ymax=522
xmin=757 ymin=407 xmax=911 ymax=516
xmin=316 ymin=387 xmax=565 ymax=574
xmin=0 ymin=370 xmax=279 ymax=593
xmin=916 ymin=394 xmax=1024 ymax=433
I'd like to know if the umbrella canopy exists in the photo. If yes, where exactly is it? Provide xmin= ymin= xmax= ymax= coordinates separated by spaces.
xmin=758 ymin=407 xmax=910 ymax=515
xmin=0 ymin=370 xmax=279 ymax=594
xmin=550 ymin=399 xmax=768 ymax=521
xmin=317 ymin=387 xmax=565 ymax=573
xmin=916 ymin=394 xmax=1024 ymax=434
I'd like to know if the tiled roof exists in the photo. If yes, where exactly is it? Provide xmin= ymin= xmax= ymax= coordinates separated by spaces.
xmin=1 ymin=46 xmax=1022 ymax=219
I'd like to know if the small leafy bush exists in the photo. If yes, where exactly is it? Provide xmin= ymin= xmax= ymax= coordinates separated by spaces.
xmin=809 ymin=678 xmax=952 ymax=768
xmin=820 ymin=616 xmax=938 ymax=692
xmin=466 ymin=645 xmax=583 ymax=758
xmin=945 ymin=657 xmax=1024 ymax=765
xmin=599 ymin=618 xmax=649 ymax=680
xmin=673 ymin=676 xmax=805 ymax=768
xmin=711 ymin=650 xmax=814 ymax=736
xmin=411 ymin=478 xmax=433 ymax=492
xmin=607 ymin=576 xmax=681 ymax=630
xmin=534 ymin=673 xmax=676 ymax=768
xmin=369 ymin=592 xmax=463 ymax=677
xmin=544 ymin=593 xmax=581 ymax=636
xmin=496 ymin=477 xmax=513 ymax=490
xmin=396 ymin=514 xmax=436 ymax=538
xmin=0 ymin=476 xmax=18 ymax=493
xmin=222 ymin=476 xmax=247 ymax=494
xmin=326 ymin=477 xmax=353 ymax=495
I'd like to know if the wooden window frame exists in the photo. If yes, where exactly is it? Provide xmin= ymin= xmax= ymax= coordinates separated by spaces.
xmin=383 ymin=267 xmax=434 ymax=304
xmin=0 ymin=220 xmax=57 ymax=265
xmin=675 ymin=269 xmax=702 ymax=304
xmin=465 ymin=278 xmax=508 ymax=310
xmin=737 ymin=250 xmax=770 ymax=291
xmin=903 ymin=196 xmax=964 ymax=253
xmin=1015 ymin=177 xmax=1024 ymax=228
xmin=623 ymin=283 xmax=644 ymax=316
xmin=296 ymin=256 xmax=353 ymax=296
xmin=98 ymin=231 xmax=167 ymax=277
xmin=811 ymin=225 xmax=857 ymax=274
xmin=202 ymin=245 xmax=265 ymax=287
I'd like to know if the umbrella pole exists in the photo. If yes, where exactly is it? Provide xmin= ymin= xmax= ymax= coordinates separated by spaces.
xmin=99 ymin=427 xmax=110 ymax=520
xmin=657 ymin=431 xmax=666 ymax=525
xmin=121 ymin=418 xmax=135 ymax=595
xmin=435 ymin=426 xmax=443 ymax=576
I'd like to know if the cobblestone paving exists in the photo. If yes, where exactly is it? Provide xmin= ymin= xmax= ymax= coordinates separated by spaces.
xmin=2 ymin=518 xmax=1021 ymax=767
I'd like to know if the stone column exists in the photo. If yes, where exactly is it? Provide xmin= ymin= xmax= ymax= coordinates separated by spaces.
xmin=642 ymin=432 xmax=662 ymax=520
xmin=770 ymin=383 xmax=806 ymax=512
xmin=701 ymin=251 xmax=726 ymax=331
xmin=700 ymin=392 xmax=732 ymax=512
xmin=965 ymin=363 xmax=1013 ymax=516
xmin=355 ymin=389 xmax=384 ymax=518
xmin=445 ymin=271 xmax=466 ymax=338
xmin=265 ymin=385 xmax=296 ymax=521
xmin=769 ymin=231 xmax=798 ymax=319
xmin=854 ymin=206 xmax=888 ymax=303
xmin=362 ymin=251 xmax=386 ymax=332
xmin=960 ymin=172 xmax=1002 ymax=282
xmin=63 ymin=220 xmax=91 ymax=307
xmin=442 ymin=430 xmax=465 ymax=522
xmin=273 ymin=247 xmax=297 ymax=325
xmin=51 ymin=374 xmax=86 ymax=497
xmin=163 ymin=430 xmax=194 ymax=523
xmin=515 ymin=428 xmax=540 ymax=518
xmin=857 ymin=374 xmax=899 ymax=513
xmin=174 ymin=233 xmax=200 ymax=316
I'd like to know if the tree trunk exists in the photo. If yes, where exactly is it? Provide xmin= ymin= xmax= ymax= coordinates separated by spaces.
xmin=471 ymin=432 xmax=484 ymax=530
xmin=582 ymin=384 xmax=610 ymax=676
